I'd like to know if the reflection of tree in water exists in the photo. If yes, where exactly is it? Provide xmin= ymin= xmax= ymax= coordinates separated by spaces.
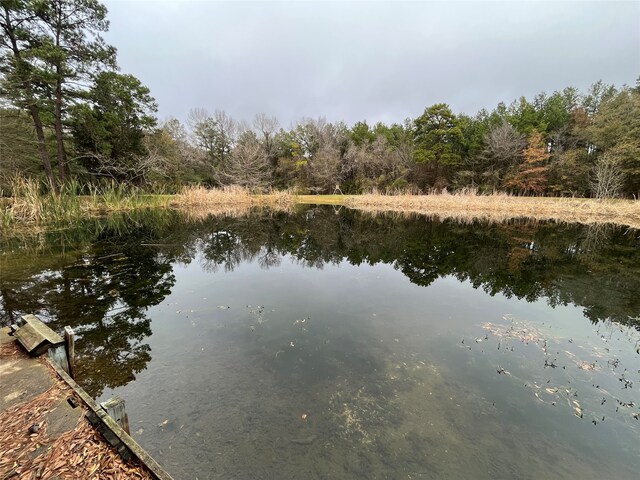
xmin=59 ymin=246 xmax=174 ymax=397
xmin=0 ymin=221 xmax=177 ymax=397
xmin=178 ymin=208 xmax=640 ymax=329
xmin=580 ymin=223 xmax=614 ymax=257
xmin=1 ymin=207 xmax=639 ymax=397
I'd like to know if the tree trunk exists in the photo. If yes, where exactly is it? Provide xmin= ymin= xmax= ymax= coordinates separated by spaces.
xmin=28 ymin=105 xmax=57 ymax=192
xmin=54 ymin=67 xmax=68 ymax=181
xmin=53 ymin=15 xmax=68 ymax=181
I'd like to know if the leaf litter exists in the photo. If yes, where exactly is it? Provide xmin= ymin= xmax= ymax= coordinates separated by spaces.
xmin=0 ymin=355 xmax=153 ymax=479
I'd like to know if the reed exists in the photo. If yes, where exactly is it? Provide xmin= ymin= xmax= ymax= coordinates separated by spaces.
xmin=170 ymin=186 xmax=296 ymax=221
xmin=343 ymin=189 xmax=640 ymax=229
xmin=172 ymin=185 xmax=296 ymax=209
xmin=4 ymin=177 xmax=639 ymax=232
xmin=1 ymin=175 xmax=171 ymax=231
xmin=2 ymin=175 xmax=82 ymax=226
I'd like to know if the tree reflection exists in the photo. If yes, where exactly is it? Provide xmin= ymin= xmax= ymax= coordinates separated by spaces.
xmin=166 ymin=208 xmax=639 ymax=329
xmin=0 ymin=215 xmax=177 ymax=397
xmin=1 ymin=206 xmax=639 ymax=399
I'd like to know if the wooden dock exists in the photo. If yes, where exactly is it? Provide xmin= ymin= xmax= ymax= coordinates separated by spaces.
xmin=0 ymin=317 xmax=174 ymax=480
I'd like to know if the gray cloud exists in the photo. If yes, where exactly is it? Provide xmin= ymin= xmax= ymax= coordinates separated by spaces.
xmin=103 ymin=0 xmax=640 ymax=126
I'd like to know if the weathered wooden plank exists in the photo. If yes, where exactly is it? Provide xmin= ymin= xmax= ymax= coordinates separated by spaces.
xmin=101 ymin=396 xmax=130 ymax=434
xmin=14 ymin=315 xmax=64 ymax=356
xmin=46 ymin=359 xmax=174 ymax=480
xmin=14 ymin=323 xmax=45 ymax=353
xmin=22 ymin=314 xmax=64 ymax=343
xmin=64 ymin=326 xmax=76 ymax=379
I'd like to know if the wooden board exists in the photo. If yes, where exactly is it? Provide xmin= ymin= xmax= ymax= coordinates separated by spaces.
xmin=47 ymin=359 xmax=175 ymax=480
xmin=14 ymin=314 xmax=64 ymax=355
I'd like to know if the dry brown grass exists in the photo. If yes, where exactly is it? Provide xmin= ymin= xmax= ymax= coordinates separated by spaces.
xmin=343 ymin=190 xmax=640 ymax=229
xmin=171 ymin=185 xmax=296 ymax=219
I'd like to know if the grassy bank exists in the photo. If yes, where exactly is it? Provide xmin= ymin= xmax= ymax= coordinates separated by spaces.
xmin=4 ymin=181 xmax=640 ymax=233
xmin=169 ymin=186 xmax=296 ymax=220
xmin=1 ymin=183 xmax=295 ymax=232
xmin=340 ymin=191 xmax=640 ymax=229
xmin=2 ymin=177 xmax=171 ymax=230
xmin=212 ymin=190 xmax=640 ymax=228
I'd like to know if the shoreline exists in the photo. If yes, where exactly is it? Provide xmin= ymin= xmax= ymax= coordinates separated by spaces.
xmin=339 ymin=193 xmax=640 ymax=229
xmin=3 ymin=190 xmax=640 ymax=232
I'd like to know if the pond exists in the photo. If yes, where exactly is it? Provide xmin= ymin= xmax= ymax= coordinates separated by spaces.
xmin=1 ymin=206 xmax=639 ymax=479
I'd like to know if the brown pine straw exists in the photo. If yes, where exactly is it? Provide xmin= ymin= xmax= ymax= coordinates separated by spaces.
xmin=0 ymin=347 xmax=153 ymax=480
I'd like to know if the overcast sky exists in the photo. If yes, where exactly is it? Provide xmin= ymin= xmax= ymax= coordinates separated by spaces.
xmin=102 ymin=0 xmax=640 ymax=127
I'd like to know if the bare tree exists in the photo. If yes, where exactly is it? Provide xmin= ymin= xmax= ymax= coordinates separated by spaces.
xmin=591 ymin=151 xmax=625 ymax=199
xmin=187 ymin=108 xmax=239 ymax=170
xmin=481 ymin=122 xmax=526 ymax=188
xmin=308 ymin=143 xmax=341 ymax=193
xmin=302 ymin=118 xmax=348 ymax=193
xmin=343 ymin=135 xmax=408 ymax=190
xmin=221 ymin=131 xmax=271 ymax=189
xmin=483 ymin=122 xmax=526 ymax=167
xmin=253 ymin=113 xmax=279 ymax=159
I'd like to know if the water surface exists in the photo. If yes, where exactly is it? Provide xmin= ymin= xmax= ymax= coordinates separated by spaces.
xmin=1 ymin=207 xmax=639 ymax=479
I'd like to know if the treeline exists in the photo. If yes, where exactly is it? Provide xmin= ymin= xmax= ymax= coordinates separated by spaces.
xmin=1 ymin=2 xmax=639 ymax=198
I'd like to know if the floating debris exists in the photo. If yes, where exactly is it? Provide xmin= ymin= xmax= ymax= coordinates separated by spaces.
xmin=578 ymin=361 xmax=596 ymax=371
xmin=619 ymin=376 xmax=633 ymax=389
xmin=474 ymin=316 xmax=639 ymax=429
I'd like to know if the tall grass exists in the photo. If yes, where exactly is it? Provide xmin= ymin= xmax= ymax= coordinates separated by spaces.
xmin=4 ymin=178 xmax=639 ymax=231
xmin=172 ymin=185 xmax=295 ymax=213
xmin=344 ymin=189 xmax=640 ymax=229
xmin=1 ymin=175 xmax=171 ymax=231
xmin=2 ymin=175 xmax=82 ymax=226
xmin=87 ymin=181 xmax=170 ymax=212
xmin=168 ymin=186 xmax=296 ymax=221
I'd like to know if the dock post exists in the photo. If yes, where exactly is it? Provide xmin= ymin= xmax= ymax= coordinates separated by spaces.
xmin=101 ymin=396 xmax=131 ymax=434
xmin=64 ymin=326 xmax=76 ymax=379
